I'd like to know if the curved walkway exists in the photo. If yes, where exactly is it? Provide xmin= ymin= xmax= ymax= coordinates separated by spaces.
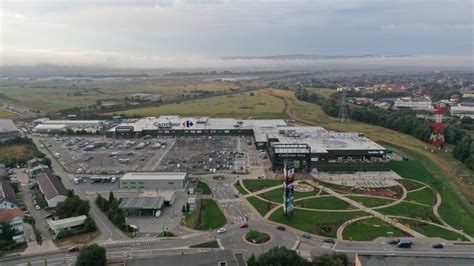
xmin=336 ymin=215 xmax=373 ymax=240
xmin=432 ymin=192 xmax=474 ymax=241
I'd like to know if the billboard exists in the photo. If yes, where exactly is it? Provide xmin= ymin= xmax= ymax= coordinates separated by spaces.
xmin=115 ymin=126 xmax=134 ymax=133
xmin=283 ymin=161 xmax=295 ymax=216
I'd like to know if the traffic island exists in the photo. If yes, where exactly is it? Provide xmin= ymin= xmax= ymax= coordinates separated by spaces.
xmin=243 ymin=230 xmax=272 ymax=245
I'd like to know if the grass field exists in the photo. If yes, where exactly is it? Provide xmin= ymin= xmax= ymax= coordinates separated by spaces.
xmin=405 ymin=187 xmax=436 ymax=206
xmin=269 ymin=208 xmax=367 ymax=238
xmin=391 ymin=161 xmax=474 ymax=236
xmin=247 ymin=196 xmax=277 ymax=217
xmin=342 ymin=217 xmax=408 ymax=241
xmin=242 ymin=179 xmax=283 ymax=192
xmin=347 ymin=196 xmax=395 ymax=208
xmin=378 ymin=202 xmax=439 ymax=223
xmin=234 ymin=182 xmax=249 ymax=195
xmin=399 ymin=219 xmax=468 ymax=241
xmin=259 ymin=187 xmax=319 ymax=203
xmin=0 ymin=144 xmax=42 ymax=166
xmin=197 ymin=181 xmax=212 ymax=195
xmin=108 ymin=91 xmax=286 ymax=118
xmin=0 ymin=110 xmax=16 ymax=118
xmin=397 ymin=179 xmax=426 ymax=191
xmin=295 ymin=196 xmax=352 ymax=210
xmin=185 ymin=199 xmax=226 ymax=230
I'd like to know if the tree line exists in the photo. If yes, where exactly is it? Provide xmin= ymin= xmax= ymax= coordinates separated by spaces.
xmin=95 ymin=192 xmax=128 ymax=231
xmin=294 ymin=89 xmax=471 ymax=170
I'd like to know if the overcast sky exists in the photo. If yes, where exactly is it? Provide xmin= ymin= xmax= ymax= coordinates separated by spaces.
xmin=0 ymin=0 xmax=473 ymax=69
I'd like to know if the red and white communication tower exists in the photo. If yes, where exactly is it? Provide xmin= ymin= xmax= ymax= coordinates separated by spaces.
xmin=429 ymin=103 xmax=447 ymax=149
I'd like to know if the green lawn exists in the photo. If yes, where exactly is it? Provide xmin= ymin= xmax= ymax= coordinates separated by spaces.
xmin=245 ymin=230 xmax=271 ymax=243
xmin=197 ymin=181 xmax=212 ymax=195
xmin=391 ymin=160 xmax=474 ymax=236
xmin=247 ymin=196 xmax=277 ymax=217
xmin=342 ymin=218 xmax=408 ymax=241
xmin=405 ymin=187 xmax=436 ymax=206
xmin=185 ymin=199 xmax=226 ymax=230
xmin=347 ymin=196 xmax=395 ymax=208
xmin=259 ymin=187 xmax=318 ymax=203
xmin=397 ymin=179 xmax=426 ymax=191
xmin=378 ymin=202 xmax=439 ymax=224
xmin=234 ymin=182 xmax=249 ymax=195
xmin=295 ymin=196 xmax=352 ymax=210
xmin=399 ymin=219 xmax=468 ymax=241
xmin=242 ymin=179 xmax=283 ymax=192
xmin=269 ymin=208 xmax=367 ymax=238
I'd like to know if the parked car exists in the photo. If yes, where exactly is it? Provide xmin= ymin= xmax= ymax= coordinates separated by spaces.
xmin=432 ymin=243 xmax=444 ymax=249
xmin=276 ymin=226 xmax=286 ymax=231
xmin=68 ymin=245 xmax=80 ymax=252
xmin=154 ymin=210 xmax=161 ymax=218
xmin=302 ymin=233 xmax=311 ymax=239
xmin=35 ymin=205 xmax=41 ymax=210
xmin=217 ymin=228 xmax=226 ymax=234
xmin=387 ymin=239 xmax=399 ymax=245
xmin=240 ymin=223 xmax=249 ymax=228
xmin=323 ymin=238 xmax=335 ymax=244
xmin=397 ymin=240 xmax=412 ymax=248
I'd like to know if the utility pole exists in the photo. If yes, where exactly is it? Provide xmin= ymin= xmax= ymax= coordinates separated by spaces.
xmin=338 ymin=90 xmax=350 ymax=122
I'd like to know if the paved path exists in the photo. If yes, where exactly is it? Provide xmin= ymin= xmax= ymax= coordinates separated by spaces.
xmin=243 ymin=184 xmax=282 ymax=198
xmin=432 ymin=192 xmax=474 ymax=241
xmin=316 ymin=184 xmax=426 ymax=238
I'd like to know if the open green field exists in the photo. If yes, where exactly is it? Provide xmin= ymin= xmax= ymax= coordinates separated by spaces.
xmin=108 ymin=91 xmax=286 ymax=118
xmin=405 ymin=187 xmax=436 ymax=206
xmin=399 ymin=219 xmax=468 ymax=241
xmin=342 ymin=218 xmax=408 ymax=241
xmin=247 ymin=196 xmax=277 ymax=217
xmin=347 ymin=196 xmax=395 ymax=208
xmin=242 ymin=179 xmax=283 ymax=192
xmin=295 ymin=196 xmax=352 ymax=210
xmin=397 ymin=179 xmax=426 ymax=191
xmin=0 ymin=144 xmax=43 ymax=166
xmin=378 ymin=202 xmax=439 ymax=223
xmin=391 ymin=161 xmax=474 ymax=236
xmin=269 ymin=208 xmax=367 ymax=238
xmin=259 ymin=187 xmax=319 ymax=203
xmin=0 ymin=81 xmax=236 ymax=113
xmin=185 ymin=199 xmax=226 ymax=230
xmin=234 ymin=182 xmax=249 ymax=195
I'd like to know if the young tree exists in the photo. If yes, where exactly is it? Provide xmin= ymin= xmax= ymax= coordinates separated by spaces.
xmin=75 ymin=244 xmax=106 ymax=266
xmin=108 ymin=191 xmax=115 ymax=204
xmin=182 ymin=204 xmax=186 ymax=214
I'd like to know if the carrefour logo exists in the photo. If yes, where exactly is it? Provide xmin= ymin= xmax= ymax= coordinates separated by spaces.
xmin=183 ymin=120 xmax=194 ymax=128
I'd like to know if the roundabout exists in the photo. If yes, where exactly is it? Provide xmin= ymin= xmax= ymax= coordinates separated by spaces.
xmin=244 ymin=230 xmax=272 ymax=245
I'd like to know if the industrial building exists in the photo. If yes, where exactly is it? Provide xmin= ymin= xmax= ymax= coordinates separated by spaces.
xmin=0 ymin=180 xmax=18 ymax=209
xmin=108 ymin=116 xmax=388 ymax=172
xmin=47 ymin=215 xmax=87 ymax=235
xmin=393 ymin=98 xmax=433 ymax=111
xmin=36 ymin=170 xmax=67 ymax=207
xmin=119 ymin=172 xmax=188 ymax=191
xmin=0 ymin=119 xmax=20 ymax=141
xmin=32 ymin=118 xmax=105 ymax=134
xmin=451 ymin=104 xmax=474 ymax=119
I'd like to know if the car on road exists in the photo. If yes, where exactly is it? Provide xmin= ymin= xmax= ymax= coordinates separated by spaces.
xmin=323 ymin=238 xmax=335 ymax=244
xmin=68 ymin=245 xmax=80 ymax=252
xmin=154 ymin=210 xmax=161 ymax=218
xmin=276 ymin=226 xmax=286 ymax=231
xmin=397 ymin=239 xmax=412 ymax=248
xmin=432 ymin=243 xmax=444 ymax=249
xmin=387 ymin=239 xmax=399 ymax=245
xmin=240 ymin=223 xmax=249 ymax=228
xmin=217 ymin=228 xmax=226 ymax=234
xmin=302 ymin=233 xmax=311 ymax=239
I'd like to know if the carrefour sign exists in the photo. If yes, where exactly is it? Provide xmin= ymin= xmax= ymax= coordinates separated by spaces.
xmin=154 ymin=120 xmax=194 ymax=129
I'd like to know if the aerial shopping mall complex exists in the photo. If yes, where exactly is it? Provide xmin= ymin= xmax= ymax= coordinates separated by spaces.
xmin=106 ymin=115 xmax=388 ymax=172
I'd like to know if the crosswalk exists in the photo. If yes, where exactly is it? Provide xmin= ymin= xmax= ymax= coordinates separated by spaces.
xmin=181 ymin=232 xmax=208 ymax=239
xmin=99 ymin=237 xmax=158 ymax=247
xmin=218 ymin=198 xmax=242 ymax=203
xmin=126 ymin=246 xmax=189 ymax=260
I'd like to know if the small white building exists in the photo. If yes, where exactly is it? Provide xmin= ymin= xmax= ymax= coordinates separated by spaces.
xmin=120 ymin=172 xmax=188 ymax=191
xmin=451 ymin=104 xmax=474 ymax=119
xmin=47 ymin=215 xmax=87 ymax=234
xmin=0 ymin=209 xmax=25 ymax=243
xmin=394 ymin=99 xmax=433 ymax=111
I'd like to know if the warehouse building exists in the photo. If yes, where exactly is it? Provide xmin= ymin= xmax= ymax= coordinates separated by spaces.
xmin=0 ymin=119 xmax=20 ymax=142
xmin=47 ymin=215 xmax=87 ymax=235
xmin=108 ymin=116 xmax=388 ymax=172
xmin=36 ymin=170 xmax=67 ymax=207
xmin=119 ymin=172 xmax=188 ymax=191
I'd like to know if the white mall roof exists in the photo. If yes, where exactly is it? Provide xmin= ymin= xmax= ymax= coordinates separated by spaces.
xmin=121 ymin=172 xmax=187 ymax=181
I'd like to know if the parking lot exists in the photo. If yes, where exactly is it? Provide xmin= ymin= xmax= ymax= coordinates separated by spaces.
xmin=40 ymin=135 xmax=255 ymax=175
xmin=40 ymin=136 xmax=175 ymax=174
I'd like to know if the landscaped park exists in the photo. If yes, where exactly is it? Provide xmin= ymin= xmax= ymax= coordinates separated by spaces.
xmin=236 ymin=160 xmax=473 ymax=241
